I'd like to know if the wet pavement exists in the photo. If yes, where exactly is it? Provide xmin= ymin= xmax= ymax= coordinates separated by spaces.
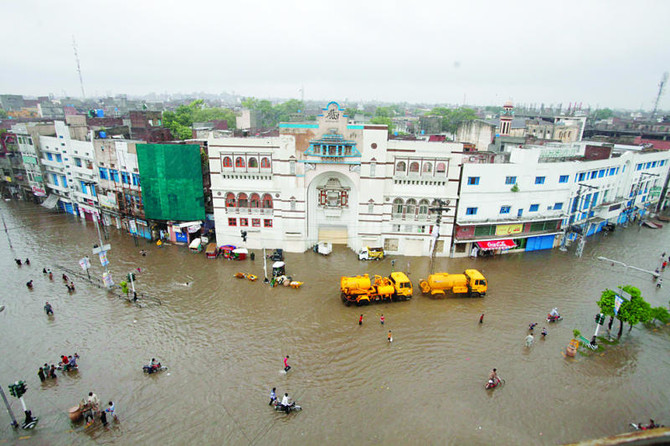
xmin=0 ymin=201 xmax=669 ymax=445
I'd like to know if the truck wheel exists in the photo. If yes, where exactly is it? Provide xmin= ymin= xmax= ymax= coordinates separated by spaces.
xmin=471 ymin=292 xmax=480 ymax=297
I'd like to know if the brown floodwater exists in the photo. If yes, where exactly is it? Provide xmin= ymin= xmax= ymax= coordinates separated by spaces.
xmin=0 ymin=201 xmax=669 ymax=445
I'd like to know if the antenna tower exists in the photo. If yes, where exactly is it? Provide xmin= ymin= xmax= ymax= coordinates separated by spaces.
xmin=651 ymin=72 xmax=668 ymax=121
xmin=72 ymin=36 xmax=86 ymax=99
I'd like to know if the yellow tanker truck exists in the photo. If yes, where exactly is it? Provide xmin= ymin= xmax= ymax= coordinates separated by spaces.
xmin=419 ymin=269 xmax=487 ymax=297
xmin=340 ymin=272 xmax=413 ymax=305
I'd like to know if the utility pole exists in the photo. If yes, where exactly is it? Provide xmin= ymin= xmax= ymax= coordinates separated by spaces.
xmin=0 ymin=209 xmax=12 ymax=250
xmin=85 ymin=182 xmax=113 ymax=288
xmin=561 ymin=183 xmax=598 ymax=253
xmin=0 ymin=385 xmax=18 ymax=428
xmin=428 ymin=199 xmax=451 ymax=274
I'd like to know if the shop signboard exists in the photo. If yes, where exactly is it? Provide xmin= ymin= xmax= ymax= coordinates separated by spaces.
xmin=495 ymin=224 xmax=523 ymax=236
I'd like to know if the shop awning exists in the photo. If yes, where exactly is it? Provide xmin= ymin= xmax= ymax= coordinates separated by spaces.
xmin=41 ymin=194 xmax=59 ymax=209
xmin=477 ymin=239 xmax=516 ymax=250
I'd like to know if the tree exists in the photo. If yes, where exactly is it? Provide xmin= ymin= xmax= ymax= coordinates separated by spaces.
xmin=597 ymin=286 xmax=652 ymax=339
xmin=425 ymin=107 xmax=477 ymax=134
xmin=648 ymin=306 xmax=670 ymax=324
xmin=163 ymin=99 xmax=238 ymax=139
xmin=370 ymin=116 xmax=394 ymax=134
xmin=591 ymin=108 xmax=614 ymax=121
xmin=241 ymin=97 xmax=304 ymax=128
xmin=0 ymin=108 xmax=7 ymax=118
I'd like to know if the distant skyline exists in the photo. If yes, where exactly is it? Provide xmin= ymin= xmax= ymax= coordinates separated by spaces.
xmin=1 ymin=0 xmax=669 ymax=111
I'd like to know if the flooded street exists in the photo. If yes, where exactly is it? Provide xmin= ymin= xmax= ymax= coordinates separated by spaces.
xmin=1 ymin=201 xmax=669 ymax=445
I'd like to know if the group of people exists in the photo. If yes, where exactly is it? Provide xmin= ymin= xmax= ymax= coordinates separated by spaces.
xmin=80 ymin=391 xmax=117 ymax=427
xmin=62 ymin=274 xmax=76 ymax=292
xmin=38 ymin=363 xmax=58 ymax=381
xmin=269 ymin=387 xmax=296 ymax=413
xmin=37 ymin=354 xmax=79 ymax=381
xmin=15 ymin=258 xmax=30 ymax=266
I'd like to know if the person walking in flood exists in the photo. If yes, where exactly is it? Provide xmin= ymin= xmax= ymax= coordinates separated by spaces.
xmin=44 ymin=301 xmax=53 ymax=316
xmin=380 ymin=314 xmax=385 ymax=325
xmin=541 ymin=327 xmax=547 ymax=338
xmin=14 ymin=258 xmax=22 ymax=266
xmin=269 ymin=387 xmax=277 ymax=405
xmin=283 ymin=355 xmax=291 ymax=372
xmin=525 ymin=333 xmax=534 ymax=347
xmin=479 ymin=313 xmax=485 ymax=324
xmin=388 ymin=330 xmax=393 ymax=343
xmin=25 ymin=258 xmax=30 ymax=265
xmin=26 ymin=280 xmax=33 ymax=289
xmin=37 ymin=367 xmax=45 ymax=382
xmin=359 ymin=314 xmax=363 ymax=326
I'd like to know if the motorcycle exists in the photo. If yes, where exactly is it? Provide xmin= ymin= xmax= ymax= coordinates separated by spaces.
xmin=485 ymin=377 xmax=505 ymax=390
xmin=272 ymin=400 xmax=302 ymax=414
xmin=547 ymin=314 xmax=563 ymax=323
xmin=143 ymin=364 xmax=168 ymax=374
xmin=630 ymin=421 xmax=662 ymax=430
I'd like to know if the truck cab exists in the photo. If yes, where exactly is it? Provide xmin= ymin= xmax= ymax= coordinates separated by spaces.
xmin=389 ymin=272 xmax=413 ymax=300
xmin=464 ymin=269 xmax=488 ymax=296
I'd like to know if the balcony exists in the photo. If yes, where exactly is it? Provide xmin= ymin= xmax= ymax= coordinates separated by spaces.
xmin=41 ymin=159 xmax=64 ymax=170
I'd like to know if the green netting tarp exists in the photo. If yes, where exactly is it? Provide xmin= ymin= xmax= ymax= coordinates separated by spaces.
xmin=136 ymin=144 xmax=205 ymax=221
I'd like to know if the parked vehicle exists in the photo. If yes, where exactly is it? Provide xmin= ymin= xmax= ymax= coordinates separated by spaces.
xmin=419 ymin=269 xmax=487 ymax=297
xmin=220 ymin=245 xmax=236 ymax=259
xmin=205 ymin=243 xmax=218 ymax=259
xmin=340 ymin=272 xmax=412 ymax=305
xmin=314 ymin=241 xmax=332 ymax=256
xmin=358 ymin=246 xmax=384 ymax=260
xmin=189 ymin=238 xmax=202 ymax=253
xmin=232 ymin=248 xmax=248 ymax=260
xmin=268 ymin=249 xmax=284 ymax=261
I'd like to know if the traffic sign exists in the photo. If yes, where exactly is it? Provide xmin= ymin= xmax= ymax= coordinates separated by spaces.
xmin=92 ymin=244 xmax=111 ymax=255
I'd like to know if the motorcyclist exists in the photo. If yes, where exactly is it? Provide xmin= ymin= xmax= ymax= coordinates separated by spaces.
xmin=150 ymin=358 xmax=159 ymax=371
xmin=548 ymin=308 xmax=560 ymax=321
xmin=281 ymin=393 xmax=292 ymax=413
xmin=488 ymin=368 xmax=499 ymax=387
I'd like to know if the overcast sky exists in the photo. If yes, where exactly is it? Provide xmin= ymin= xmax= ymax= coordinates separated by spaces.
xmin=1 ymin=0 xmax=669 ymax=110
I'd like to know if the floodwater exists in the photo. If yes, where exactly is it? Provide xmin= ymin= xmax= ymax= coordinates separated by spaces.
xmin=0 ymin=201 xmax=669 ymax=446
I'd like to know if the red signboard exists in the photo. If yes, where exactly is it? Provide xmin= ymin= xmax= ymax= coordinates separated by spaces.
xmin=477 ymin=239 xmax=516 ymax=250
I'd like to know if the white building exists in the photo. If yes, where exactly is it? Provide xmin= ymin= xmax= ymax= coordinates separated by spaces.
xmin=93 ymin=138 xmax=148 ymax=237
xmin=40 ymin=118 xmax=99 ymax=218
xmin=208 ymin=101 xmax=464 ymax=256
xmin=454 ymin=145 xmax=670 ymax=257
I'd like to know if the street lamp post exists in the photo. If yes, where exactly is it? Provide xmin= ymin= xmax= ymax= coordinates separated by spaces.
xmin=428 ymin=199 xmax=450 ymax=275
xmin=84 ymin=181 xmax=112 ymax=288
xmin=561 ymin=183 xmax=598 ymax=254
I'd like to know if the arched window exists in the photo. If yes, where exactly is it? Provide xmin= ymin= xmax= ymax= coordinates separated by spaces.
xmin=396 ymin=161 xmax=406 ymax=173
xmin=393 ymin=198 xmax=404 ymax=215
xmin=225 ymin=192 xmax=236 ymax=207
xmin=248 ymin=157 xmax=258 ymax=168
xmin=222 ymin=157 xmax=232 ymax=168
xmin=409 ymin=162 xmax=420 ymax=173
xmin=418 ymin=199 xmax=429 ymax=215
xmin=235 ymin=157 xmax=245 ymax=168
xmin=405 ymin=198 xmax=417 ymax=216
xmin=262 ymin=194 xmax=273 ymax=209
xmin=423 ymin=162 xmax=432 ymax=173
xmin=249 ymin=193 xmax=260 ymax=208
xmin=261 ymin=157 xmax=271 ymax=168
xmin=237 ymin=192 xmax=248 ymax=207
xmin=436 ymin=162 xmax=446 ymax=173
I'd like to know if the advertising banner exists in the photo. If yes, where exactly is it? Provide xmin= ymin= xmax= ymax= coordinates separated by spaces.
xmin=495 ymin=224 xmax=523 ymax=236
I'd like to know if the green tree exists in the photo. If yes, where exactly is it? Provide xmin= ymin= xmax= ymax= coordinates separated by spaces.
xmin=592 ymin=108 xmax=614 ymax=121
xmin=0 ymin=108 xmax=7 ymax=118
xmin=163 ymin=99 xmax=238 ymax=139
xmin=344 ymin=108 xmax=359 ymax=119
xmin=370 ymin=116 xmax=394 ymax=134
xmin=649 ymin=306 xmax=670 ymax=324
xmin=241 ymin=97 xmax=306 ymax=127
xmin=425 ymin=107 xmax=477 ymax=134
xmin=374 ymin=106 xmax=395 ymax=118
xmin=597 ymin=286 xmax=652 ymax=338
